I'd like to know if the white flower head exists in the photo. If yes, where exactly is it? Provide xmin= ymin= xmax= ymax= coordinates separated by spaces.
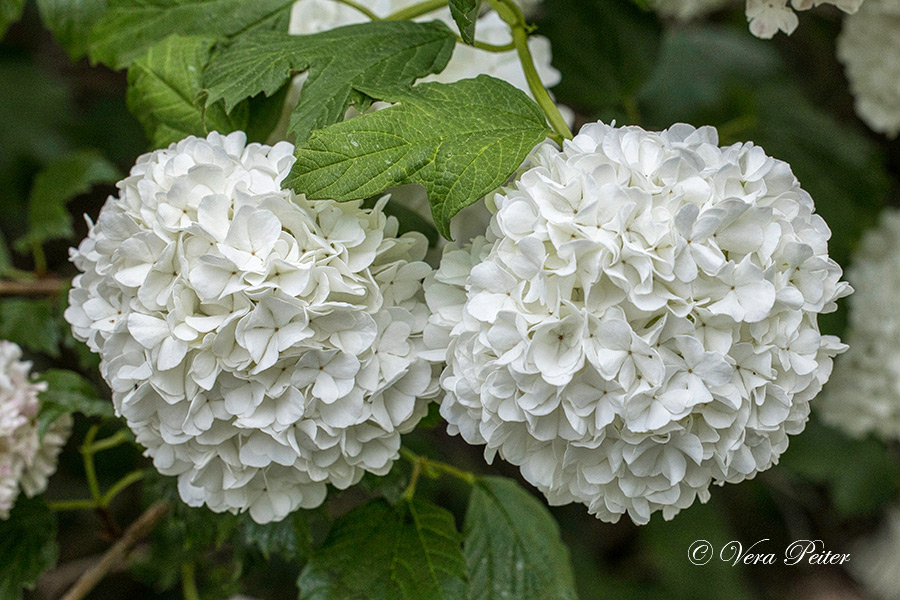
xmin=747 ymin=0 xmax=865 ymax=38
xmin=66 ymin=131 xmax=438 ymax=523
xmin=651 ymin=0 xmax=866 ymax=39
xmin=849 ymin=506 xmax=900 ymax=600
xmin=818 ymin=208 xmax=900 ymax=440
xmin=425 ymin=121 xmax=849 ymax=525
xmin=0 ymin=341 xmax=71 ymax=519
xmin=837 ymin=0 xmax=900 ymax=137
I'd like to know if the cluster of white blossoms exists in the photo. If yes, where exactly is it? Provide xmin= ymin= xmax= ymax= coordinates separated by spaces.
xmin=746 ymin=0 xmax=865 ymax=38
xmin=837 ymin=0 xmax=900 ymax=138
xmin=65 ymin=131 xmax=437 ymax=523
xmin=0 ymin=341 xmax=71 ymax=519
xmin=817 ymin=209 xmax=900 ymax=440
xmin=651 ymin=0 xmax=865 ymax=39
xmin=849 ymin=507 xmax=900 ymax=600
xmin=424 ymin=121 xmax=849 ymax=524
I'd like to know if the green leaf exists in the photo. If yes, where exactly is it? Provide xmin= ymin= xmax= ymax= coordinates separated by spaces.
xmin=449 ymin=0 xmax=480 ymax=45
xmin=0 ymin=497 xmax=58 ymax=600
xmin=298 ymin=499 xmax=467 ymax=600
xmin=203 ymin=21 xmax=456 ymax=142
xmin=288 ymin=76 xmax=551 ymax=239
xmin=89 ymin=0 xmax=296 ymax=70
xmin=127 ymin=35 xmax=248 ymax=148
xmin=0 ymin=0 xmax=25 ymax=39
xmin=36 ymin=369 xmax=114 ymax=436
xmin=779 ymin=419 xmax=900 ymax=517
xmin=464 ymin=477 xmax=578 ymax=600
xmin=537 ymin=0 xmax=661 ymax=119
xmin=36 ymin=0 xmax=108 ymax=59
xmin=238 ymin=512 xmax=311 ymax=561
xmin=15 ymin=149 xmax=119 ymax=252
xmin=0 ymin=299 xmax=61 ymax=357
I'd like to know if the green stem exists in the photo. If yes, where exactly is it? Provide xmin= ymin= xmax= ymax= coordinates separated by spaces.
xmin=81 ymin=426 xmax=103 ymax=502
xmin=83 ymin=429 xmax=131 ymax=454
xmin=31 ymin=242 xmax=47 ymax=277
xmin=100 ymin=470 xmax=146 ymax=508
xmin=454 ymin=35 xmax=516 ymax=53
xmin=385 ymin=0 xmax=448 ymax=20
xmin=402 ymin=459 xmax=422 ymax=501
xmin=400 ymin=447 xmax=478 ymax=487
xmin=48 ymin=499 xmax=99 ymax=511
xmin=181 ymin=562 xmax=201 ymax=600
xmin=331 ymin=0 xmax=381 ymax=20
xmin=488 ymin=0 xmax=573 ymax=141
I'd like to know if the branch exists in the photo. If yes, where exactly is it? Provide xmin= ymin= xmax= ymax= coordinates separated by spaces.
xmin=59 ymin=501 xmax=170 ymax=600
xmin=0 ymin=277 xmax=68 ymax=297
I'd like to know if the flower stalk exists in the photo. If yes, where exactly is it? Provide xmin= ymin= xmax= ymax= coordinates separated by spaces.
xmin=488 ymin=0 xmax=573 ymax=141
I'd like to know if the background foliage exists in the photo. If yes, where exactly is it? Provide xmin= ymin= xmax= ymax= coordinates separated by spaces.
xmin=0 ymin=0 xmax=898 ymax=598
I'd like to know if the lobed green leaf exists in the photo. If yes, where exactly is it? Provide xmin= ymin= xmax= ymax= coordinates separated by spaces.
xmin=288 ymin=76 xmax=551 ymax=239
xmin=15 ymin=149 xmax=119 ymax=252
xmin=36 ymin=369 xmax=114 ymax=437
xmin=448 ymin=0 xmax=481 ymax=45
xmin=89 ymin=0 xmax=296 ymax=69
xmin=0 ymin=299 xmax=61 ymax=357
xmin=127 ymin=34 xmax=248 ymax=148
xmin=36 ymin=0 xmax=108 ymax=59
xmin=203 ymin=21 xmax=456 ymax=142
xmin=464 ymin=476 xmax=578 ymax=600
xmin=298 ymin=499 xmax=467 ymax=600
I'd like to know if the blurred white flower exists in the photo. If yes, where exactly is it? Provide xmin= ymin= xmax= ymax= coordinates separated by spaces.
xmin=651 ymin=0 xmax=865 ymax=39
xmin=424 ymin=121 xmax=849 ymax=524
xmin=651 ymin=0 xmax=730 ymax=20
xmin=0 ymin=341 xmax=71 ymax=519
xmin=850 ymin=506 xmax=900 ymax=600
xmin=66 ymin=131 xmax=437 ymax=523
xmin=747 ymin=0 xmax=865 ymax=38
xmin=837 ymin=0 xmax=900 ymax=137
xmin=818 ymin=208 xmax=900 ymax=440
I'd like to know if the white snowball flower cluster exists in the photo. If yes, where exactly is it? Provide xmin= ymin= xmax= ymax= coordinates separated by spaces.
xmin=746 ymin=0 xmax=865 ymax=38
xmin=424 ymin=121 xmax=849 ymax=524
xmin=65 ymin=131 xmax=437 ymax=523
xmin=837 ymin=0 xmax=900 ymax=138
xmin=0 ymin=341 xmax=71 ymax=519
xmin=849 ymin=507 xmax=900 ymax=600
xmin=818 ymin=209 xmax=900 ymax=440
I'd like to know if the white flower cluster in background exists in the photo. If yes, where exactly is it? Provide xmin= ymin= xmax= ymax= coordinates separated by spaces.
xmin=837 ymin=0 xmax=900 ymax=138
xmin=424 ymin=121 xmax=849 ymax=524
xmin=818 ymin=208 xmax=900 ymax=440
xmin=746 ymin=0 xmax=865 ymax=38
xmin=0 ymin=341 xmax=71 ymax=520
xmin=651 ymin=0 xmax=866 ymax=39
xmin=66 ymin=131 xmax=437 ymax=523
xmin=849 ymin=506 xmax=900 ymax=600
